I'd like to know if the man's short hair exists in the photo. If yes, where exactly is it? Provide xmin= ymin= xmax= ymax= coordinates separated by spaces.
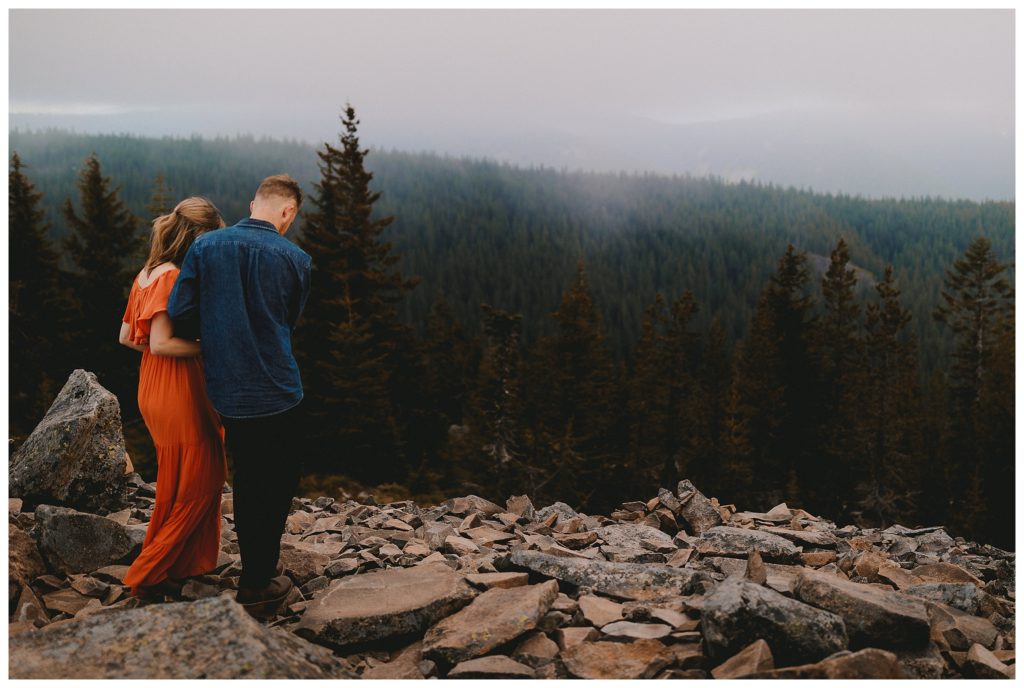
xmin=256 ymin=174 xmax=303 ymax=208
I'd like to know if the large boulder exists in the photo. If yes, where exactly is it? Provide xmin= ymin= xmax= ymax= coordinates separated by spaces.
xmin=701 ymin=577 xmax=848 ymax=666
xmin=422 ymin=580 xmax=559 ymax=664
xmin=31 ymin=504 xmax=145 ymax=575
xmin=794 ymin=569 xmax=931 ymax=650
xmin=10 ymin=370 xmax=130 ymax=513
xmin=294 ymin=561 xmax=477 ymax=649
xmin=508 ymin=550 xmax=710 ymax=600
xmin=8 ymin=595 xmax=356 ymax=679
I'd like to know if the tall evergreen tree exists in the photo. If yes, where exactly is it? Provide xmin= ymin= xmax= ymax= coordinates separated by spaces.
xmin=145 ymin=174 xmax=174 ymax=217
xmin=854 ymin=266 xmax=920 ymax=526
xmin=296 ymin=105 xmax=419 ymax=481
xmin=933 ymin=235 xmax=1013 ymax=543
xmin=62 ymin=154 xmax=141 ymax=401
xmin=814 ymin=238 xmax=863 ymax=514
xmin=9 ymin=154 xmax=68 ymax=433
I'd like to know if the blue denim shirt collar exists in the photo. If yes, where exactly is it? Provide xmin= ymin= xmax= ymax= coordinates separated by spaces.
xmin=237 ymin=217 xmax=279 ymax=233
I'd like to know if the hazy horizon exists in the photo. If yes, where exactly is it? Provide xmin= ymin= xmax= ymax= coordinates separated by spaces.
xmin=9 ymin=9 xmax=1015 ymax=201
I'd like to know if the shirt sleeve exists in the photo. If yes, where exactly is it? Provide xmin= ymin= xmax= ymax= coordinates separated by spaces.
xmin=168 ymin=243 xmax=201 ymax=337
xmin=290 ymin=257 xmax=312 ymax=331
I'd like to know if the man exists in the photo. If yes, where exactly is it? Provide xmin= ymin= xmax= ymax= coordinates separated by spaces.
xmin=168 ymin=174 xmax=311 ymax=617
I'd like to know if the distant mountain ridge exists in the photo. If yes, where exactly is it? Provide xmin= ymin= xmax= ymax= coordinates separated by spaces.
xmin=8 ymin=128 xmax=1015 ymax=372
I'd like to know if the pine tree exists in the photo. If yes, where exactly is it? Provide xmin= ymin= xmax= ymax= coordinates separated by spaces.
xmin=814 ymin=238 xmax=863 ymax=515
xmin=855 ymin=266 xmax=920 ymax=526
xmin=145 ymin=174 xmax=174 ymax=217
xmin=62 ymin=154 xmax=141 ymax=401
xmin=626 ymin=294 xmax=671 ymax=496
xmin=295 ymin=105 xmax=419 ymax=481
xmin=9 ymin=154 xmax=68 ymax=433
xmin=933 ymin=235 xmax=1013 ymax=542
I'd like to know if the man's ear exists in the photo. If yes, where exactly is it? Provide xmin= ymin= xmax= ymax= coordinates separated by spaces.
xmin=249 ymin=199 xmax=255 ymax=213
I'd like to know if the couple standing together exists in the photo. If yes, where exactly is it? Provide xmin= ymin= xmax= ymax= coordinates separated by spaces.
xmin=118 ymin=175 xmax=310 ymax=618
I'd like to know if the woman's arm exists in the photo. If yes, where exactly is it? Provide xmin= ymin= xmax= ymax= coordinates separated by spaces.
xmin=118 ymin=322 xmax=147 ymax=353
xmin=149 ymin=312 xmax=202 ymax=358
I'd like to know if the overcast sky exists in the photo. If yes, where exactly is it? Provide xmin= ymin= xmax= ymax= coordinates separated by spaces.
xmin=9 ymin=9 xmax=1015 ymax=200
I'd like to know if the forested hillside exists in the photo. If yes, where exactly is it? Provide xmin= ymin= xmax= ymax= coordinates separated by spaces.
xmin=8 ymin=128 xmax=1014 ymax=372
xmin=9 ymin=124 xmax=1015 ymax=548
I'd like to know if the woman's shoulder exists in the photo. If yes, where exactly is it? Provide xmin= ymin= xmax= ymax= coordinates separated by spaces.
xmin=137 ymin=262 xmax=180 ymax=288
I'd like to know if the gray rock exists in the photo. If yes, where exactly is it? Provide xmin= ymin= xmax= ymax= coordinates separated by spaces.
xmin=701 ymin=577 xmax=848 ymax=666
xmin=8 ymin=595 xmax=355 ymax=679
xmin=295 ymin=561 xmax=477 ymax=649
xmin=904 ymin=582 xmax=986 ymax=616
xmin=594 ymin=523 xmax=673 ymax=550
xmin=536 ymin=502 xmax=579 ymax=526
xmin=675 ymin=480 xmax=723 ymax=534
xmin=509 ymin=550 xmax=711 ymax=600
xmin=422 ymin=580 xmax=559 ymax=664
xmin=10 ymin=370 xmax=130 ymax=513
xmin=794 ymin=569 xmax=930 ymax=650
xmin=32 ymin=504 xmax=142 ymax=575
xmin=697 ymin=526 xmax=802 ymax=563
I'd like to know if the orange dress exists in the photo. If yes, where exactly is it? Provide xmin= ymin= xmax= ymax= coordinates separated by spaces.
xmin=121 ymin=268 xmax=227 ymax=595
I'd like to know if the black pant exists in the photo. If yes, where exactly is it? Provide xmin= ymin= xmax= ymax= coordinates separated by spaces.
xmin=221 ymin=403 xmax=303 ymax=589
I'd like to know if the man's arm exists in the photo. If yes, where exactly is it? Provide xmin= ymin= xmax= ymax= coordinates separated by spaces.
xmin=168 ymin=243 xmax=201 ymax=339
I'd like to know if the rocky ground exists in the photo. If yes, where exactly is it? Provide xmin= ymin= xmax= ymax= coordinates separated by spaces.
xmin=7 ymin=371 xmax=1018 ymax=679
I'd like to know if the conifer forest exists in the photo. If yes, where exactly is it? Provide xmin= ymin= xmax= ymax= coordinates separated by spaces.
xmin=8 ymin=113 xmax=1015 ymax=549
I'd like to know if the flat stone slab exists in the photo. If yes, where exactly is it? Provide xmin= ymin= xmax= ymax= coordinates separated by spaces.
xmin=601 ymin=620 xmax=672 ymax=639
xmin=294 ymin=561 xmax=477 ymax=649
xmin=422 ymin=579 xmax=559 ymax=664
xmin=560 ymin=638 xmax=672 ymax=679
xmin=448 ymin=655 xmax=535 ymax=679
xmin=509 ymin=550 xmax=710 ymax=600
xmin=9 ymin=596 xmax=355 ymax=679
xmin=579 ymin=594 xmax=624 ymax=627
xmin=697 ymin=526 xmax=802 ymax=563
xmin=701 ymin=577 xmax=848 ymax=666
xmin=794 ymin=569 xmax=930 ymax=650
xmin=594 ymin=523 xmax=674 ymax=549
xmin=465 ymin=571 xmax=529 ymax=590
xmin=747 ymin=648 xmax=908 ymax=679
xmin=711 ymin=639 xmax=774 ymax=679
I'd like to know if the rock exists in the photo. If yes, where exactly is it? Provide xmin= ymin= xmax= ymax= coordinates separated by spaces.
xmin=8 ymin=595 xmax=354 ymax=679
xmin=535 ymin=502 xmax=578 ymax=526
xmin=69 ymin=575 xmax=110 ymax=598
xmin=560 ymin=638 xmax=672 ymax=679
xmin=697 ymin=526 xmax=802 ymax=563
xmin=465 ymin=571 xmax=528 ymax=590
xmin=361 ymin=641 xmax=426 ymax=680
xmin=595 ymin=523 xmax=673 ymax=549
xmin=285 ymin=511 xmax=315 ymax=535
xmin=854 ymin=550 xmax=886 ymax=578
xmin=878 ymin=561 xmax=923 ymax=589
xmin=512 ymin=631 xmax=561 ymax=667
xmin=578 ymin=594 xmax=623 ymax=627
xmin=443 ymin=534 xmax=480 ymax=556
xmin=295 ymin=562 xmax=477 ymax=649
xmin=761 ymin=526 xmax=838 ymax=549
xmin=927 ymin=601 xmax=999 ymax=651
xmin=711 ymin=639 xmax=774 ymax=679
xmin=675 ymin=480 xmax=723 ymax=534
xmin=508 ymin=550 xmax=710 ymax=600
xmin=914 ymin=529 xmax=955 ymax=553
xmin=462 ymin=526 xmax=517 ymax=547
xmin=42 ymin=588 xmax=93 ymax=615
xmin=904 ymin=582 xmax=987 ymax=615
xmin=744 ymin=549 xmax=767 ymax=584
xmin=32 ymin=504 xmax=142 ymax=574
xmin=10 ymin=370 xmax=130 ymax=513
xmin=964 ymin=643 xmax=1013 ymax=679
xmin=447 ymin=655 xmax=535 ymax=679
xmin=180 ymin=579 xmax=221 ymax=600
xmin=600 ymin=620 xmax=672 ymax=639
xmin=11 ymin=582 xmax=48 ymax=628
xmin=324 ymin=558 xmax=359 ymax=578
xmin=443 ymin=495 xmax=503 ymax=516
xmin=701 ymin=577 xmax=848 ymax=666
xmin=422 ymin=579 xmax=559 ymax=664
xmin=554 ymin=626 xmax=600 ymax=650
xmin=505 ymin=495 xmax=536 ymax=520
xmin=553 ymin=531 xmax=597 ymax=549
xmin=895 ymin=642 xmax=949 ymax=679
xmin=9 ymin=524 xmax=47 ymax=591
xmin=748 ymin=648 xmax=908 ymax=679
xmin=912 ymin=562 xmax=985 ymax=587
xmin=794 ymin=569 xmax=930 ymax=649
xmin=89 ymin=564 xmax=129 ymax=584
xmin=278 ymin=547 xmax=330 ymax=586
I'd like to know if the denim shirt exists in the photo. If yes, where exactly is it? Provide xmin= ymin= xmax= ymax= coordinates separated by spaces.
xmin=168 ymin=217 xmax=312 ymax=418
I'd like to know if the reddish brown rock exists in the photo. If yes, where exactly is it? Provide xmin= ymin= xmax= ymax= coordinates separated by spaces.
xmin=464 ymin=571 xmax=528 ymax=590
xmin=711 ymin=639 xmax=774 ymax=679
xmin=964 ymin=643 xmax=1013 ymax=679
xmin=361 ymin=641 xmax=426 ymax=680
xmin=560 ymin=638 xmax=672 ymax=679
xmin=578 ymin=594 xmax=623 ymax=627
xmin=422 ymin=580 xmax=559 ymax=664
xmin=448 ymin=655 xmax=535 ymax=679
xmin=748 ymin=648 xmax=908 ymax=679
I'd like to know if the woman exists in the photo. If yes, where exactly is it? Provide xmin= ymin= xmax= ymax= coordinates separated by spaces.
xmin=119 ymin=197 xmax=228 ymax=599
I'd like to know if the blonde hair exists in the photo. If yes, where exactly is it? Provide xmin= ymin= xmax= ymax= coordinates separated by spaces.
xmin=255 ymin=174 xmax=303 ymax=208
xmin=144 ymin=196 xmax=225 ymax=272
